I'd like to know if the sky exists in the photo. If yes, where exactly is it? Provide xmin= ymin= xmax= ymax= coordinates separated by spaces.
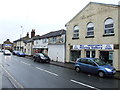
xmin=0 ymin=0 xmax=119 ymax=44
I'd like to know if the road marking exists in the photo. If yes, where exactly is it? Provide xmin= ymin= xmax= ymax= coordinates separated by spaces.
xmin=21 ymin=61 xmax=31 ymax=66
xmin=71 ymin=79 xmax=100 ymax=90
xmin=36 ymin=67 xmax=58 ymax=76
xmin=0 ymin=64 xmax=24 ymax=89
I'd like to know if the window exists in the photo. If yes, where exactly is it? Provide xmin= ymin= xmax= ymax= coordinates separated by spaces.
xmin=87 ymin=59 xmax=96 ymax=66
xmin=50 ymin=37 xmax=56 ymax=43
xmin=70 ymin=51 xmax=81 ymax=62
xmin=80 ymin=59 xmax=87 ymax=64
xmin=73 ymin=25 xmax=79 ymax=38
xmin=87 ymin=22 xmax=94 ymax=36
xmin=42 ymin=39 xmax=48 ymax=43
xmin=104 ymin=18 xmax=114 ymax=35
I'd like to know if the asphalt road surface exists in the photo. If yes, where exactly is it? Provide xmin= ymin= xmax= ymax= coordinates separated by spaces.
xmin=0 ymin=53 xmax=120 ymax=89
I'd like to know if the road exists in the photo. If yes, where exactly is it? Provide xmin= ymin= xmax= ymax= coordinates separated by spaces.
xmin=0 ymin=52 xmax=120 ymax=89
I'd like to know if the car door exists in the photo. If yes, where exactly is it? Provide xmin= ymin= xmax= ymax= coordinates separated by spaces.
xmin=86 ymin=59 xmax=98 ymax=74
xmin=79 ymin=59 xmax=88 ymax=72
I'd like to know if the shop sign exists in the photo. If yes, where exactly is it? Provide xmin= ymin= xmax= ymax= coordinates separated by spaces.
xmin=33 ymin=45 xmax=48 ymax=48
xmin=4 ymin=44 xmax=12 ymax=47
xmin=73 ymin=44 xmax=113 ymax=50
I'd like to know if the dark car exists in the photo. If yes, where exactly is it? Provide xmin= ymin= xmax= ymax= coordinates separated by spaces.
xmin=12 ymin=50 xmax=19 ymax=55
xmin=16 ymin=51 xmax=26 ymax=57
xmin=33 ymin=53 xmax=50 ymax=63
xmin=75 ymin=58 xmax=116 ymax=77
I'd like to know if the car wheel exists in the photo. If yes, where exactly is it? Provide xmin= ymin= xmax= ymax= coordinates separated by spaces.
xmin=75 ymin=67 xmax=80 ymax=72
xmin=98 ymin=71 xmax=105 ymax=78
xmin=34 ymin=58 xmax=36 ymax=62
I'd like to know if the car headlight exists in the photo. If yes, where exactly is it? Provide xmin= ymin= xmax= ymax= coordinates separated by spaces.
xmin=105 ymin=68 xmax=112 ymax=72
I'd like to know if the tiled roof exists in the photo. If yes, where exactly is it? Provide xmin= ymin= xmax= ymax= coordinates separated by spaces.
xmin=13 ymin=36 xmax=30 ymax=42
xmin=40 ymin=29 xmax=66 ymax=39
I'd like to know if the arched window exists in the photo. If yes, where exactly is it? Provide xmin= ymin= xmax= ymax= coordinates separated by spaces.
xmin=73 ymin=25 xmax=79 ymax=38
xmin=104 ymin=18 xmax=114 ymax=34
xmin=87 ymin=22 xmax=94 ymax=36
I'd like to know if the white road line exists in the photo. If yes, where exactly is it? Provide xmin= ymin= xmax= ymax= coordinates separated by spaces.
xmin=71 ymin=79 xmax=100 ymax=90
xmin=21 ymin=61 xmax=31 ymax=66
xmin=0 ymin=64 xmax=24 ymax=89
xmin=36 ymin=67 xmax=58 ymax=77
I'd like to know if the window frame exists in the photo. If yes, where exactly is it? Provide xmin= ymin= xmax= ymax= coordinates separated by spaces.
xmin=104 ymin=18 xmax=114 ymax=35
xmin=73 ymin=25 xmax=79 ymax=38
xmin=87 ymin=22 xmax=94 ymax=36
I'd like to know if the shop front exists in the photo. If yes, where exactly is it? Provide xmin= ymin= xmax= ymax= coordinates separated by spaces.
xmin=33 ymin=45 xmax=48 ymax=55
xmin=72 ymin=44 xmax=114 ymax=65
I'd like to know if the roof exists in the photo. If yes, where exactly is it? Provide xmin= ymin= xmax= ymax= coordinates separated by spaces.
xmin=41 ymin=29 xmax=66 ymax=38
xmin=34 ymin=29 xmax=66 ymax=40
xmin=65 ymin=2 xmax=119 ymax=26
xmin=13 ymin=36 xmax=30 ymax=43
xmin=25 ymin=35 xmax=40 ymax=43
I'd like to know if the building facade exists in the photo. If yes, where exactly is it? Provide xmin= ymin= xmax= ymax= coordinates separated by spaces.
xmin=13 ymin=33 xmax=30 ymax=52
xmin=3 ymin=39 xmax=13 ymax=51
xmin=65 ymin=2 xmax=120 ymax=70
xmin=33 ymin=29 xmax=66 ymax=62
xmin=48 ymin=30 xmax=66 ymax=62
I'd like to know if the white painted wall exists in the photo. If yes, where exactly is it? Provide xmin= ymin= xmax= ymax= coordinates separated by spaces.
xmin=48 ymin=45 xmax=65 ymax=63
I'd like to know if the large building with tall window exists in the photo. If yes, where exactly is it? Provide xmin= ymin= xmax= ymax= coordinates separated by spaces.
xmin=65 ymin=2 xmax=120 ymax=71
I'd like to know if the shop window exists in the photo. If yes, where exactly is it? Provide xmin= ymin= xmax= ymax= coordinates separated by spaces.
xmin=70 ymin=51 xmax=81 ymax=62
xmin=87 ymin=22 xmax=94 ymax=36
xmin=73 ymin=25 xmax=79 ymax=38
xmin=104 ymin=18 xmax=114 ymax=35
xmin=99 ymin=51 xmax=113 ymax=65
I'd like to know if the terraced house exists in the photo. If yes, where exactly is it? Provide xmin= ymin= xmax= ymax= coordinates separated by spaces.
xmin=65 ymin=2 xmax=120 ymax=71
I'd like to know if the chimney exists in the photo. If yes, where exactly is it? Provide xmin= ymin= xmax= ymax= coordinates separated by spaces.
xmin=27 ymin=32 xmax=29 ymax=37
xmin=31 ymin=29 xmax=35 ymax=38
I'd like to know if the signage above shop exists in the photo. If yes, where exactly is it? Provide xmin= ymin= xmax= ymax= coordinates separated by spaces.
xmin=73 ymin=44 xmax=114 ymax=50
xmin=33 ymin=45 xmax=48 ymax=49
xmin=4 ymin=44 xmax=12 ymax=47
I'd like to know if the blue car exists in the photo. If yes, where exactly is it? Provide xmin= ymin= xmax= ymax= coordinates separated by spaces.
xmin=75 ymin=58 xmax=116 ymax=77
xmin=16 ymin=51 xmax=26 ymax=57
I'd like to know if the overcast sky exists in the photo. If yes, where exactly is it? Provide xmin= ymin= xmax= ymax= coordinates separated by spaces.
xmin=0 ymin=0 xmax=119 ymax=44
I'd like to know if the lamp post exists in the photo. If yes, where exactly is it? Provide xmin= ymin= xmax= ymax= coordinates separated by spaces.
xmin=20 ymin=26 xmax=23 ymax=52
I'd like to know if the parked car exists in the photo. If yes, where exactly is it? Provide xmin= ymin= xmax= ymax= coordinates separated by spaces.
xmin=75 ymin=58 xmax=116 ymax=77
xmin=12 ymin=50 xmax=19 ymax=55
xmin=16 ymin=51 xmax=26 ymax=57
xmin=3 ymin=50 xmax=11 ymax=55
xmin=33 ymin=53 xmax=50 ymax=63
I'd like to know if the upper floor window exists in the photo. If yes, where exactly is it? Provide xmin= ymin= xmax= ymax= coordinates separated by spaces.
xmin=73 ymin=25 xmax=79 ymax=38
xmin=50 ymin=37 xmax=57 ymax=43
xmin=104 ymin=18 xmax=114 ymax=35
xmin=42 ymin=39 xmax=48 ymax=43
xmin=87 ymin=22 xmax=94 ymax=36
xmin=36 ymin=40 xmax=38 ymax=44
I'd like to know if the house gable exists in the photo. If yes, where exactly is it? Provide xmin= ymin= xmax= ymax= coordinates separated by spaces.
xmin=66 ymin=2 xmax=118 ymax=26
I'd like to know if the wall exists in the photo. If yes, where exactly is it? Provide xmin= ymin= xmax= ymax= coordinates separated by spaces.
xmin=48 ymin=44 xmax=65 ymax=62
xmin=66 ymin=3 xmax=119 ymax=70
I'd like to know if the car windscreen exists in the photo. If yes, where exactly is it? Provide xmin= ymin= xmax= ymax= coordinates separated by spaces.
xmin=93 ymin=58 xmax=106 ymax=66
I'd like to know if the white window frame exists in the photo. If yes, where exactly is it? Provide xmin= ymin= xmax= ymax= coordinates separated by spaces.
xmin=87 ymin=22 xmax=94 ymax=36
xmin=73 ymin=25 xmax=79 ymax=38
xmin=104 ymin=18 xmax=114 ymax=35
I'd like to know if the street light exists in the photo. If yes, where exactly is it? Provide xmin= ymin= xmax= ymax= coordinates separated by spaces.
xmin=20 ymin=26 xmax=24 ymax=52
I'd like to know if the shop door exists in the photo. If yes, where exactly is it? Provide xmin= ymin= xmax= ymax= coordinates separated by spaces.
xmin=86 ymin=51 xmax=95 ymax=58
